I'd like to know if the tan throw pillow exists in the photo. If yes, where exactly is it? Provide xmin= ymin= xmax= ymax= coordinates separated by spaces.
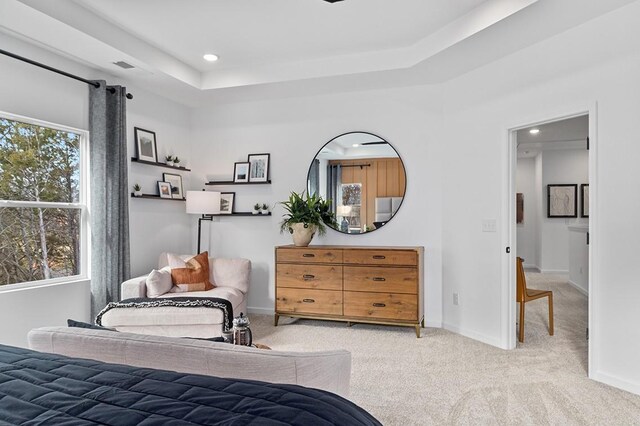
xmin=167 ymin=252 xmax=213 ymax=292
xmin=146 ymin=267 xmax=173 ymax=297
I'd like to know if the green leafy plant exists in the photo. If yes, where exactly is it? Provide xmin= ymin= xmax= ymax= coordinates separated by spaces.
xmin=173 ymin=157 xmax=180 ymax=164
xmin=254 ymin=203 xmax=261 ymax=211
xmin=279 ymin=191 xmax=336 ymax=236
xmin=262 ymin=203 xmax=269 ymax=211
xmin=165 ymin=155 xmax=173 ymax=162
xmin=133 ymin=183 xmax=141 ymax=191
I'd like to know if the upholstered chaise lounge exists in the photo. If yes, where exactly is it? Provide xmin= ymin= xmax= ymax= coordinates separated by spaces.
xmin=100 ymin=253 xmax=250 ymax=338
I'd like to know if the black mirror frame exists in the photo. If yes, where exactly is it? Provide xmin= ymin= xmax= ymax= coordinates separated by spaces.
xmin=306 ymin=131 xmax=407 ymax=235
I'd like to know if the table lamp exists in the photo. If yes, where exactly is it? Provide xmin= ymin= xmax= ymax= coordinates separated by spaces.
xmin=186 ymin=190 xmax=221 ymax=253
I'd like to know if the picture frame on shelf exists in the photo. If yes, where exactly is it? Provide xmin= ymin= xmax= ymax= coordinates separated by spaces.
xmin=248 ymin=153 xmax=270 ymax=182
xmin=233 ymin=162 xmax=250 ymax=183
xmin=581 ymin=184 xmax=589 ymax=218
xmin=134 ymin=127 xmax=158 ymax=162
xmin=547 ymin=184 xmax=578 ymax=218
xmin=163 ymin=172 xmax=184 ymax=199
xmin=220 ymin=192 xmax=235 ymax=214
xmin=157 ymin=181 xmax=172 ymax=199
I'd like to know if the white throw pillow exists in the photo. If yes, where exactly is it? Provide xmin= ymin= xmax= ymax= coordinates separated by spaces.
xmin=146 ymin=267 xmax=173 ymax=297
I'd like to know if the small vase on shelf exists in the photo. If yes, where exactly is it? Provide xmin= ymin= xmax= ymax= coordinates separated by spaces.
xmin=261 ymin=203 xmax=269 ymax=214
xmin=133 ymin=184 xmax=142 ymax=197
xmin=253 ymin=203 xmax=261 ymax=215
xmin=173 ymin=157 xmax=181 ymax=168
xmin=165 ymin=155 xmax=174 ymax=167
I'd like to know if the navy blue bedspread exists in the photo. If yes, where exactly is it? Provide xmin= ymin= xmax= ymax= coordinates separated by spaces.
xmin=0 ymin=344 xmax=381 ymax=425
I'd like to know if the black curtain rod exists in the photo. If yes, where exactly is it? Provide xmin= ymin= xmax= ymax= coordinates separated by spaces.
xmin=0 ymin=48 xmax=133 ymax=99
xmin=341 ymin=163 xmax=371 ymax=169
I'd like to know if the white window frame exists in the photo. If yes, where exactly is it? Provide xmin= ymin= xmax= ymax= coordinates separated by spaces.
xmin=0 ymin=111 xmax=90 ymax=291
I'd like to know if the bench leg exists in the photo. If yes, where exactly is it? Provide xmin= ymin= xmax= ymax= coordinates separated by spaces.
xmin=519 ymin=301 xmax=525 ymax=343
xmin=274 ymin=314 xmax=279 ymax=327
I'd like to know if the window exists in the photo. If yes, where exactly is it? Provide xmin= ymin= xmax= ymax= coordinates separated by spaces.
xmin=338 ymin=183 xmax=362 ymax=233
xmin=0 ymin=113 xmax=88 ymax=288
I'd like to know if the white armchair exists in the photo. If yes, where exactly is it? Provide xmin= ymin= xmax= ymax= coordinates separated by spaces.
xmin=101 ymin=254 xmax=251 ymax=338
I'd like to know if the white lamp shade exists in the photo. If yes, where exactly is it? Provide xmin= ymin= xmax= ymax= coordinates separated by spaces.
xmin=186 ymin=191 xmax=221 ymax=214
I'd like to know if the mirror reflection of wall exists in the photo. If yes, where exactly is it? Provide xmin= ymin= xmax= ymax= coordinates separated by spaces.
xmin=307 ymin=132 xmax=407 ymax=235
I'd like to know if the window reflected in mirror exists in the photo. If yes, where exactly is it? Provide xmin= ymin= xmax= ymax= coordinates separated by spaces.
xmin=307 ymin=132 xmax=406 ymax=235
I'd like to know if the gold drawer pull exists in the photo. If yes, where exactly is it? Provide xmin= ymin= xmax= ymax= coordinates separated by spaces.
xmin=372 ymin=277 xmax=386 ymax=282
xmin=302 ymin=253 xmax=316 ymax=258
xmin=302 ymin=274 xmax=316 ymax=280
xmin=372 ymin=255 xmax=386 ymax=260
xmin=302 ymin=298 xmax=315 ymax=303
xmin=373 ymin=303 xmax=386 ymax=308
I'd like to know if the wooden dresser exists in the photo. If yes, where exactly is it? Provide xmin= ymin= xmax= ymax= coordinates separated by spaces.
xmin=275 ymin=245 xmax=424 ymax=337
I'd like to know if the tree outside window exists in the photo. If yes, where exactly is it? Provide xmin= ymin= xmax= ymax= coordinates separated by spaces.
xmin=0 ymin=115 xmax=86 ymax=287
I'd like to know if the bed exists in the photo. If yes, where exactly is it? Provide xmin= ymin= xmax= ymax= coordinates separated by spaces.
xmin=0 ymin=344 xmax=380 ymax=425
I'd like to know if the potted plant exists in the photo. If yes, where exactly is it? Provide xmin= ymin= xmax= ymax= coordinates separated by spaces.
xmin=165 ymin=155 xmax=174 ymax=166
xmin=133 ymin=184 xmax=142 ymax=197
xmin=253 ymin=203 xmax=261 ymax=215
xmin=279 ymin=191 xmax=335 ymax=247
xmin=261 ymin=203 xmax=270 ymax=214
xmin=173 ymin=157 xmax=181 ymax=167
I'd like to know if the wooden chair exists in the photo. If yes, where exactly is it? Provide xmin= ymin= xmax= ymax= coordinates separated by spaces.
xmin=516 ymin=257 xmax=554 ymax=342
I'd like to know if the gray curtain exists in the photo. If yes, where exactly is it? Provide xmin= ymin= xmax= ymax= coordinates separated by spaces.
xmin=89 ymin=82 xmax=130 ymax=319
xmin=327 ymin=164 xmax=342 ymax=217
xmin=308 ymin=159 xmax=320 ymax=196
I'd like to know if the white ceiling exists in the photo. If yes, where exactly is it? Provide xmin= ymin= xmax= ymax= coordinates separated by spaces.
xmin=0 ymin=0 xmax=637 ymax=106
xmin=76 ymin=0 xmax=487 ymax=72
xmin=517 ymin=115 xmax=589 ymax=158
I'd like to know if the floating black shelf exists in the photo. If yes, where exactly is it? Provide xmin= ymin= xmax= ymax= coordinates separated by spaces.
xmin=131 ymin=193 xmax=186 ymax=201
xmin=131 ymin=157 xmax=191 ymax=172
xmin=205 ymin=180 xmax=271 ymax=186
xmin=208 ymin=212 xmax=272 ymax=217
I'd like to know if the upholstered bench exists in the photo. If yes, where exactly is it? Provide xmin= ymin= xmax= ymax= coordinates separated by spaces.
xmin=99 ymin=253 xmax=250 ymax=338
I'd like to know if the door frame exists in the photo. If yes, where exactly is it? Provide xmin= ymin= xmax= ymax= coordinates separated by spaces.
xmin=502 ymin=102 xmax=597 ymax=378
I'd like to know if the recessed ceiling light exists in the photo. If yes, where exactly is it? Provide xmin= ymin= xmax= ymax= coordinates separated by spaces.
xmin=352 ymin=144 xmax=360 ymax=147
xmin=529 ymin=128 xmax=540 ymax=135
xmin=203 ymin=54 xmax=219 ymax=62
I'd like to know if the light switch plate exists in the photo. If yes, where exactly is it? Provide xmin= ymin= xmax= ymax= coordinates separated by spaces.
xmin=482 ymin=219 xmax=497 ymax=232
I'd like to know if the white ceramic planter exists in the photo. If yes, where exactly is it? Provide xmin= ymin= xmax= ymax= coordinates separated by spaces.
xmin=289 ymin=223 xmax=316 ymax=247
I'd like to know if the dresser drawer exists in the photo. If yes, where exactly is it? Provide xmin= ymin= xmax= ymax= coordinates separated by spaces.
xmin=276 ymin=248 xmax=343 ymax=264
xmin=343 ymin=291 xmax=417 ymax=321
xmin=343 ymin=249 xmax=417 ymax=266
xmin=344 ymin=266 xmax=417 ymax=294
xmin=277 ymin=288 xmax=343 ymax=316
xmin=277 ymin=264 xmax=342 ymax=291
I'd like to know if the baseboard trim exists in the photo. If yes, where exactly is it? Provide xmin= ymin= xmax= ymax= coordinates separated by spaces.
xmin=523 ymin=264 xmax=541 ymax=272
xmin=540 ymin=269 xmax=569 ymax=274
xmin=592 ymin=370 xmax=640 ymax=396
xmin=247 ymin=307 xmax=274 ymax=315
xmin=442 ymin=322 xmax=504 ymax=349
xmin=425 ymin=320 xmax=442 ymax=328
xmin=567 ymin=279 xmax=589 ymax=296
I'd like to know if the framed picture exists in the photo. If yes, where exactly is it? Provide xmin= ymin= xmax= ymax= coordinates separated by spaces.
xmin=581 ymin=184 xmax=589 ymax=218
xmin=220 ymin=192 xmax=235 ymax=214
xmin=134 ymin=127 xmax=158 ymax=162
xmin=248 ymin=153 xmax=270 ymax=182
xmin=162 ymin=172 xmax=184 ymax=199
xmin=516 ymin=193 xmax=524 ymax=224
xmin=547 ymin=184 xmax=578 ymax=218
xmin=157 ymin=181 xmax=172 ymax=199
xmin=233 ymin=162 xmax=250 ymax=183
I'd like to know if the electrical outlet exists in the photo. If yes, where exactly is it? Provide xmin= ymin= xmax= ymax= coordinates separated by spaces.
xmin=453 ymin=292 xmax=459 ymax=306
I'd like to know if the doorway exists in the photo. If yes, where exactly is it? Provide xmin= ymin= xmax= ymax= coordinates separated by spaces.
xmin=504 ymin=108 xmax=596 ymax=378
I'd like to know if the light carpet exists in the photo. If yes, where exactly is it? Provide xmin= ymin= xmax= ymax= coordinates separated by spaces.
xmin=250 ymin=272 xmax=640 ymax=425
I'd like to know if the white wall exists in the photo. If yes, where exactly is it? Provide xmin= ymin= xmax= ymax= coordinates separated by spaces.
xmin=515 ymin=157 xmax=538 ymax=268
xmin=189 ymin=85 xmax=444 ymax=326
xmin=540 ymin=149 xmax=588 ymax=272
xmin=517 ymin=149 xmax=589 ymax=272
xmin=441 ymin=0 xmax=640 ymax=393
xmin=0 ymin=33 xmax=193 ymax=346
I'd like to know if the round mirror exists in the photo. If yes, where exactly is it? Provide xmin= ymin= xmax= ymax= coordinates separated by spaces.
xmin=307 ymin=132 xmax=406 ymax=234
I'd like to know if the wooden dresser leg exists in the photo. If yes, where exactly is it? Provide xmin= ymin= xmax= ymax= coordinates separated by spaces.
xmin=274 ymin=314 xmax=279 ymax=327
xmin=421 ymin=318 xmax=425 ymax=328
xmin=415 ymin=325 xmax=421 ymax=338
